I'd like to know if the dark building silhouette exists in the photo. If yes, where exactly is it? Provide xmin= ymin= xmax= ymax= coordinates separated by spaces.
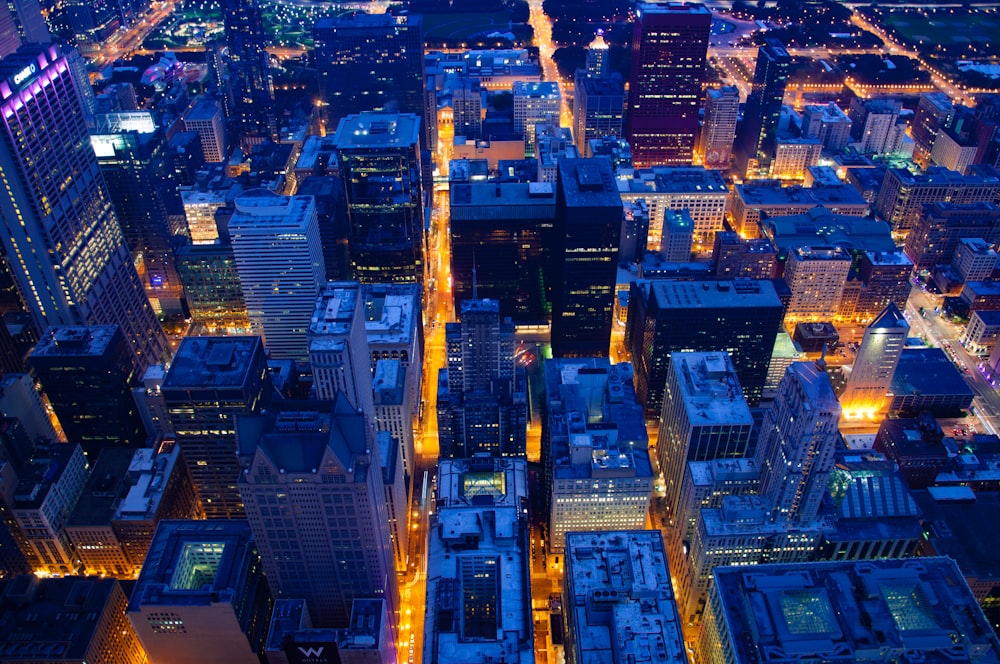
xmin=626 ymin=3 xmax=711 ymax=167
xmin=552 ymin=158 xmax=622 ymax=357
xmin=222 ymin=0 xmax=273 ymax=143
xmin=736 ymin=40 xmax=791 ymax=177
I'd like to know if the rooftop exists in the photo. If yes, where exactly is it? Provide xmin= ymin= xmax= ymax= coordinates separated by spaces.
xmin=890 ymin=348 xmax=975 ymax=401
xmin=672 ymin=352 xmax=752 ymax=427
xmin=712 ymin=558 xmax=1000 ymax=664
xmin=230 ymin=191 xmax=315 ymax=230
xmin=617 ymin=166 xmax=728 ymax=196
xmin=332 ymin=112 xmax=421 ymax=149
xmin=912 ymin=490 xmax=1000 ymax=585
xmin=761 ymin=207 xmax=895 ymax=253
xmin=12 ymin=444 xmax=83 ymax=511
xmin=183 ymin=98 xmax=222 ymax=122
xmin=559 ymin=158 xmax=621 ymax=208
xmin=308 ymin=282 xmax=359 ymax=346
xmin=28 ymin=325 xmax=121 ymax=359
xmin=362 ymin=283 xmax=421 ymax=347
xmin=564 ymin=530 xmax=687 ymax=664
xmin=648 ymin=279 xmax=782 ymax=311
xmin=163 ymin=336 xmax=264 ymax=390
xmin=735 ymin=182 xmax=869 ymax=208
xmin=67 ymin=448 xmax=134 ymax=527
xmin=114 ymin=443 xmax=184 ymax=521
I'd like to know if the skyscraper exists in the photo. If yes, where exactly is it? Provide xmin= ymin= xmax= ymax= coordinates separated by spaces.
xmin=626 ymin=3 xmax=711 ymax=167
xmin=333 ymin=112 xmax=425 ymax=285
xmin=229 ymin=191 xmax=326 ymax=364
xmin=452 ymin=77 xmax=483 ymax=141
xmin=313 ymin=13 xmax=429 ymax=149
xmin=699 ymin=85 xmax=739 ymax=169
xmin=735 ymin=40 xmax=790 ymax=177
xmin=221 ymin=0 xmax=273 ymax=143
xmin=551 ymin=158 xmax=622 ymax=357
xmin=841 ymin=303 xmax=908 ymax=420
xmin=0 ymin=45 xmax=167 ymax=375
xmin=239 ymin=399 xmax=399 ymax=629
xmin=437 ymin=299 xmax=527 ymax=458
xmin=756 ymin=362 xmax=840 ymax=525
xmin=162 ymin=336 xmax=273 ymax=519
xmin=572 ymin=75 xmax=625 ymax=158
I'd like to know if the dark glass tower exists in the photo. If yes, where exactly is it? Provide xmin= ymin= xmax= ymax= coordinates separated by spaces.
xmin=551 ymin=158 xmax=622 ymax=357
xmin=0 ymin=45 xmax=167 ymax=375
xmin=313 ymin=13 xmax=430 ymax=149
xmin=626 ymin=3 xmax=711 ymax=167
xmin=222 ymin=0 xmax=273 ymax=143
xmin=736 ymin=40 xmax=791 ymax=177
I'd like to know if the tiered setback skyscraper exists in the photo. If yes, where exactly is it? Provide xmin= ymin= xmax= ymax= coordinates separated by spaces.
xmin=240 ymin=399 xmax=399 ymax=630
xmin=162 ymin=336 xmax=272 ymax=519
xmin=552 ymin=158 xmax=622 ymax=357
xmin=333 ymin=112 xmax=425 ymax=285
xmin=0 ymin=45 xmax=167 ymax=375
xmin=626 ymin=3 xmax=711 ymax=167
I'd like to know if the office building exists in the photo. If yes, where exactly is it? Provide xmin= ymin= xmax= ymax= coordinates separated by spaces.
xmin=0 ymin=4 xmax=19 ymax=58
xmin=626 ymin=3 xmax=711 ymax=166
xmin=563 ymin=531 xmax=686 ymax=664
xmin=11 ymin=443 xmax=88 ymax=575
xmin=728 ymin=180 xmax=869 ymax=239
xmin=264 ymin=598 xmax=397 ymax=664
xmin=584 ymin=29 xmax=610 ymax=77
xmin=162 ymin=336 xmax=273 ymax=519
xmin=888 ymin=348 xmax=974 ymax=417
xmin=437 ymin=299 xmax=526 ymax=458
xmin=954 ymin=237 xmax=999 ymax=282
xmin=222 ymin=0 xmax=273 ymax=142
xmin=27 ymin=326 xmax=144 ymax=457
xmin=760 ymin=206 xmax=896 ymax=256
xmin=111 ymin=443 xmax=201 ymax=571
xmin=852 ymin=250 xmax=913 ymax=324
xmin=626 ymin=279 xmax=783 ymax=411
xmin=314 ymin=13 xmax=429 ymax=149
xmin=849 ymin=98 xmax=906 ymax=156
xmin=449 ymin=180 xmax=556 ymax=323
xmin=874 ymin=165 xmax=1000 ymax=235
xmin=699 ymin=86 xmax=739 ymax=169
xmin=769 ymin=137 xmax=823 ymax=180
xmin=128 ymin=520 xmax=273 ymax=664
xmin=307 ymin=282 xmax=375 ymax=419
xmin=424 ymin=457 xmax=533 ymax=664
xmin=756 ymin=362 xmax=840 ymax=525
xmin=840 ymin=303 xmax=908 ymax=420
xmin=182 ymin=97 xmax=227 ymax=163
xmin=0 ymin=373 xmax=60 ymax=444
xmin=932 ymin=126 xmax=981 ymax=174
xmin=0 ymin=45 xmax=166 ymax=375
xmin=65 ymin=448 xmax=135 ymax=577
xmin=782 ymin=245 xmax=852 ymax=328
xmin=333 ymin=112 xmax=425 ymax=285
xmin=452 ymin=77 xmax=483 ymax=140
xmin=543 ymin=359 xmax=653 ymax=552
xmin=573 ymin=75 xmax=625 ymax=157
xmin=736 ymin=41 xmax=791 ymax=176
xmin=513 ymin=80 xmax=561 ymax=155
xmin=0 ymin=575 xmax=145 ymax=664
xmin=536 ymin=123 xmax=578 ymax=184
xmin=5 ymin=0 xmax=47 ymax=44
xmin=800 ymin=102 xmax=853 ymax=151
xmin=239 ymin=399 xmax=398 ymax=629
xmin=617 ymin=167 xmax=730 ymax=249
xmin=91 ymin=112 xmax=185 ymax=315
xmin=912 ymin=92 xmax=955 ymax=166
xmin=904 ymin=201 xmax=1000 ymax=271
xmin=658 ymin=353 xmax=753 ymax=526
xmin=230 ymin=191 xmax=326 ymax=364
xmin=551 ymin=158 xmax=623 ymax=357
xmin=711 ymin=232 xmax=778 ymax=279
xmin=700 ymin=559 xmax=1000 ymax=664
xmin=176 ymin=241 xmax=250 ymax=333
xmin=963 ymin=309 xmax=1000 ymax=356
xmin=673 ymin=458 xmax=759 ymax=564
xmin=660 ymin=209 xmax=694 ymax=261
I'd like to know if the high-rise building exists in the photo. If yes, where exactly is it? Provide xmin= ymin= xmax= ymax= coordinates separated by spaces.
xmin=5 ymin=0 xmax=47 ymax=43
xmin=781 ymin=245 xmax=852 ymax=328
xmin=221 ymin=0 xmax=273 ymax=142
xmin=735 ymin=41 xmax=790 ymax=176
xmin=437 ymin=299 xmax=526 ymax=458
xmin=175 ymin=241 xmax=250 ymax=333
xmin=542 ymin=359 xmax=653 ymax=551
xmin=513 ymin=81 xmax=561 ymax=156
xmin=626 ymin=3 xmax=711 ymax=167
xmin=182 ymin=97 xmax=227 ymax=163
xmin=755 ymin=362 xmax=840 ymax=525
xmin=229 ymin=191 xmax=326 ymax=364
xmin=626 ymin=279 xmax=783 ymax=412
xmin=700 ymin=559 xmax=1000 ymax=664
xmin=551 ymin=158 xmax=622 ymax=357
xmin=0 ymin=373 xmax=60 ymax=444
xmin=728 ymin=180 xmax=869 ymax=240
xmin=849 ymin=98 xmax=906 ymax=156
xmin=313 ymin=13 xmax=430 ymax=149
xmin=449 ymin=180 xmax=556 ymax=323
xmin=904 ymin=201 xmax=1000 ymax=271
xmin=239 ymin=399 xmax=399 ymax=629
xmin=424 ymin=457 xmax=533 ymax=663
xmin=875 ymin=165 xmax=1000 ymax=236
xmin=912 ymin=92 xmax=956 ymax=166
xmin=162 ymin=336 xmax=273 ymax=519
xmin=657 ymin=352 xmax=753 ymax=526
xmin=27 ymin=326 xmax=144 ymax=457
xmin=563 ymin=531 xmax=687 ymax=664
xmin=127 ymin=520 xmax=273 ymax=664
xmin=333 ymin=112 xmax=425 ymax=285
xmin=711 ymin=231 xmax=778 ymax=279
xmin=0 ymin=45 xmax=167 ymax=376
xmin=452 ymin=77 xmax=483 ymax=140
xmin=585 ymin=30 xmax=610 ymax=78
xmin=699 ymin=86 xmax=739 ymax=169
xmin=572 ymin=75 xmax=625 ymax=157
xmin=0 ymin=576 xmax=146 ymax=664
xmin=91 ymin=111 xmax=185 ymax=315
xmin=953 ymin=237 xmax=1000 ymax=282
xmin=0 ymin=3 xmax=19 ymax=58
xmin=840 ymin=303 xmax=908 ymax=420
xmin=800 ymin=102 xmax=853 ymax=151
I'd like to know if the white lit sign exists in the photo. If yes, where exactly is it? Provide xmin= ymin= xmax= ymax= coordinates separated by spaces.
xmin=12 ymin=63 xmax=36 ymax=86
